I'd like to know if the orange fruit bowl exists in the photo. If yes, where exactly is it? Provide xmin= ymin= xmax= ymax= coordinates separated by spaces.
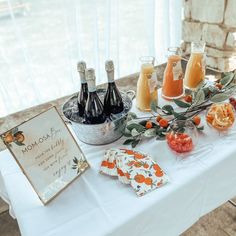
xmin=166 ymin=120 xmax=198 ymax=154
xmin=206 ymin=103 xmax=235 ymax=131
xmin=166 ymin=132 xmax=194 ymax=153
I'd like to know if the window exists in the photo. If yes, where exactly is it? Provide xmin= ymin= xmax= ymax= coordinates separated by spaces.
xmin=0 ymin=0 xmax=182 ymax=116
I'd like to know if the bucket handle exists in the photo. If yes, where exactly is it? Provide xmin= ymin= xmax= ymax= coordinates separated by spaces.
xmin=126 ymin=90 xmax=135 ymax=100
xmin=62 ymin=115 xmax=72 ymax=125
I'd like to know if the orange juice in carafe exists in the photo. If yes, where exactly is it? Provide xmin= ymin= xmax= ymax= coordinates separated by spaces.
xmin=184 ymin=42 xmax=206 ymax=90
xmin=162 ymin=47 xmax=183 ymax=100
xmin=136 ymin=56 xmax=157 ymax=112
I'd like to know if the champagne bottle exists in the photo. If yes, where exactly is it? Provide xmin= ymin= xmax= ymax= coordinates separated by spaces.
xmin=104 ymin=60 xmax=124 ymax=115
xmin=84 ymin=68 xmax=106 ymax=124
xmin=77 ymin=61 xmax=88 ymax=117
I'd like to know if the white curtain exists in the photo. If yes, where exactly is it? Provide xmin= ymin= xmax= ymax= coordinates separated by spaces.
xmin=0 ymin=0 xmax=182 ymax=117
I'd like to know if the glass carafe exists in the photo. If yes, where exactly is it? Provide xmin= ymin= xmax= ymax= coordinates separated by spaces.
xmin=184 ymin=42 xmax=206 ymax=90
xmin=162 ymin=47 xmax=183 ymax=100
xmin=136 ymin=56 xmax=157 ymax=112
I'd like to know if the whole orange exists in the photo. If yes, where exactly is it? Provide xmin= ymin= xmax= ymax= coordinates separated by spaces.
xmin=159 ymin=118 xmax=169 ymax=128
xmin=156 ymin=115 xmax=162 ymax=122
xmin=184 ymin=95 xmax=192 ymax=103
xmin=145 ymin=121 xmax=153 ymax=129
xmin=193 ymin=116 xmax=201 ymax=126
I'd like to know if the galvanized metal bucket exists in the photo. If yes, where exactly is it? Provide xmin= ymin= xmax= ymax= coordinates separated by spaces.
xmin=62 ymin=89 xmax=135 ymax=145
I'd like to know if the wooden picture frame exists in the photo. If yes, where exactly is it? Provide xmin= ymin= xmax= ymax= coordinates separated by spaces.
xmin=0 ymin=107 xmax=89 ymax=205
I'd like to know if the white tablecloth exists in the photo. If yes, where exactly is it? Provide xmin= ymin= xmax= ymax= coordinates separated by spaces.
xmin=1 ymin=98 xmax=236 ymax=236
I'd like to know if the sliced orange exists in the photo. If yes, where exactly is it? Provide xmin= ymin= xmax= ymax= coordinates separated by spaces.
xmin=206 ymin=103 xmax=235 ymax=130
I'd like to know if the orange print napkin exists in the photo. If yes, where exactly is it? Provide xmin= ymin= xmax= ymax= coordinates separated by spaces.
xmin=100 ymin=148 xmax=169 ymax=196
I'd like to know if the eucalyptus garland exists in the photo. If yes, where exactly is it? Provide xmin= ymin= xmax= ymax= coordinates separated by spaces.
xmin=123 ymin=72 xmax=236 ymax=148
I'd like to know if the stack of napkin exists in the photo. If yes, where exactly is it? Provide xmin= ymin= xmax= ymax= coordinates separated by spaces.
xmin=100 ymin=148 xmax=169 ymax=196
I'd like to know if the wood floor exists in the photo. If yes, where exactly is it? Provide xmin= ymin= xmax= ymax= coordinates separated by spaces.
xmin=0 ymin=197 xmax=235 ymax=236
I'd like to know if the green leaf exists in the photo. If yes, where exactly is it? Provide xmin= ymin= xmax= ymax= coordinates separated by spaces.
xmin=131 ymin=128 xmax=141 ymax=137
xmin=73 ymin=157 xmax=78 ymax=164
xmin=122 ymin=132 xmax=132 ymax=137
xmin=139 ymin=120 xmax=148 ymax=126
xmin=126 ymin=123 xmax=145 ymax=133
xmin=162 ymin=105 xmax=174 ymax=115
xmin=210 ymin=93 xmax=229 ymax=103
xmin=195 ymin=80 xmax=206 ymax=91
xmin=173 ymin=99 xmax=191 ymax=108
xmin=221 ymin=72 xmax=231 ymax=78
xmin=150 ymin=100 xmax=158 ymax=112
xmin=202 ymin=87 xmax=211 ymax=97
xmin=220 ymin=73 xmax=235 ymax=87
xmin=114 ymin=120 xmax=125 ymax=132
xmin=117 ymin=125 xmax=126 ymax=133
xmin=11 ymin=127 xmax=18 ymax=135
xmin=178 ymin=127 xmax=185 ymax=133
xmin=224 ymin=85 xmax=236 ymax=96
xmin=151 ymin=122 xmax=159 ymax=127
xmin=172 ymin=112 xmax=187 ymax=120
xmin=208 ymin=86 xmax=218 ymax=93
xmin=123 ymin=139 xmax=134 ymax=145
xmin=131 ymin=139 xmax=140 ymax=148
xmin=127 ymin=112 xmax=137 ymax=119
xmin=193 ymin=90 xmax=205 ymax=106
xmin=143 ymin=128 xmax=156 ymax=137
xmin=170 ymin=121 xmax=186 ymax=132
xmin=197 ymin=126 xmax=204 ymax=131
xmin=156 ymin=127 xmax=166 ymax=134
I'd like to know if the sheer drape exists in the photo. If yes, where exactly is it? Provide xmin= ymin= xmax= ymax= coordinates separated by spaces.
xmin=0 ymin=0 xmax=182 ymax=117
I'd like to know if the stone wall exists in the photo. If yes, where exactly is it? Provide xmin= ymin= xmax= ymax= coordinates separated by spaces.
xmin=182 ymin=0 xmax=236 ymax=72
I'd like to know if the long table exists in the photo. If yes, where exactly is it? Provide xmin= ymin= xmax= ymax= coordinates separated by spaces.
xmin=1 ymin=98 xmax=236 ymax=236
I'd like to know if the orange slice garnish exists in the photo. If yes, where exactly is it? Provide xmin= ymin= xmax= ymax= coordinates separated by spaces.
xmin=206 ymin=103 xmax=235 ymax=130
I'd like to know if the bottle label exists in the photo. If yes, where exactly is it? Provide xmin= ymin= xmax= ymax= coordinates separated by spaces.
xmin=148 ymin=71 xmax=157 ymax=93
xmin=172 ymin=61 xmax=183 ymax=81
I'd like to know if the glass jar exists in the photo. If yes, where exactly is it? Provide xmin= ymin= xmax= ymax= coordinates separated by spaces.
xmin=162 ymin=47 xmax=183 ymax=100
xmin=184 ymin=42 xmax=206 ymax=91
xmin=166 ymin=120 xmax=198 ymax=153
xmin=136 ymin=56 xmax=158 ymax=112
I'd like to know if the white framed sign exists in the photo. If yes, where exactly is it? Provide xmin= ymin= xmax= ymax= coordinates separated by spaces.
xmin=1 ymin=107 xmax=89 ymax=204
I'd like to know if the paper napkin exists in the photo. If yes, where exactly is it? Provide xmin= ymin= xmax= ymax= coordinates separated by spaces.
xmin=100 ymin=148 xmax=169 ymax=196
xmin=100 ymin=149 xmax=118 ymax=176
